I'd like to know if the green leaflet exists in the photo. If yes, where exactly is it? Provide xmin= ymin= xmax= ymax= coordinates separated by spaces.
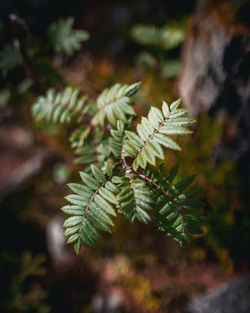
xmin=91 ymin=164 xmax=105 ymax=183
xmin=61 ymin=205 xmax=85 ymax=215
xmin=104 ymin=159 xmax=115 ymax=177
xmin=99 ymin=187 xmax=117 ymax=205
xmin=65 ymin=195 xmax=89 ymax=207
xmin=79 ymin=172 xmax=99 ymax=190
xmin=168 ymin=175 xmax=196 ymax=197
xmin=63 ymin=216 xmax=82 ymax=227
xmin=109 ymin=121 xmax=125 ymax=159
xmin=67 ymin=183 xmax=92 ymax=199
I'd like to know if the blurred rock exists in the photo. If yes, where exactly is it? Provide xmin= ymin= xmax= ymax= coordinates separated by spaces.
xmin=92 ymin=292 xmax=122 ymax=313
xmin=187 ymin=273 xmax=250 ymax=313
xmin=46 ymin=214 xmax=69 ymax=262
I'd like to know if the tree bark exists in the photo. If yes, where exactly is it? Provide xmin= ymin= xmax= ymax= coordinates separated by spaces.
xmin=179 ymin=0 xmax=250 ymax=183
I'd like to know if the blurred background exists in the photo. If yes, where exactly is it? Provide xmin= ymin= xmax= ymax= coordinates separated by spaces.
xmin=0 ymin=0 xmax=250 ymax=312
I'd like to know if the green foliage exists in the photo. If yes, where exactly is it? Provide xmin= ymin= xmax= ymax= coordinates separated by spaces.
xmin=109 ymin=120 xmax=125 ymax=159
xmin=0 ymin=44 xmax=22 ymax=76
xmin=131 ymin=23 xmax=185 ymax=78
xmin=0 ymin=88 xmax=11 ymax=108
xmin=62 ymin=165 xmax=119 ymax=253
xmin=47 ymin=17 xmax=89 ymax=55
xmin=147 ymin=165 xmax=204 ymax=247
xmin=161 ymin=60 xmax=181 ymax=79
xmin=131 ymin=24 xmax=185 ymax=50
xmin=92 ymin=82 xmax=140 ymax=127
xmin=115 ymin=172 xmax=153 ymax=223
xmin=32 ymin=81 xmax=204 ymax=254
xmin=136 ymin=52 xmax=157 ymax=70
xmin=123 ymin=99 xmax=194 ymax=170
xmin=0 ymin=16 xmax=88 ymax=106
xmin=32 ymin=86 xmax=89 ymax=123
xmin=0 ymin=251 xmax=49 ymax=312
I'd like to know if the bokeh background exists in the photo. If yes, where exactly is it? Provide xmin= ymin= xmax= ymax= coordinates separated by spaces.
xmin=0 ymin=0 xmax=250 ymax=312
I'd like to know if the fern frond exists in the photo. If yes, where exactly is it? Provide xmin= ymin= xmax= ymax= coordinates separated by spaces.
xmin=92 ymin=82 xmax=141 ymax=127
xmin=62 ymin=164 xmax=120 ymax=254
xmin=139 ymin=166 xmax=204 ymax=248
xmin=32 ymin=86 xmax=88 ymax=123
xmin=32 ymin=80 xmax=205 ymax=254
xmin=114 ymin=171 xmax=153 ymax=223
xmin=0 ymin=44 xmax=22 ymax=76
xmin=48 ymin=17 xmax=89 ymax=55
xmin=123 ymin=99 xmax=194 ymax=170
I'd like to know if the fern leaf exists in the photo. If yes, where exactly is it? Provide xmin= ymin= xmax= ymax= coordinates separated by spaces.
xmin=92 ymin=82 xmax=141 ymax=127
xmin=62 ymin=166 xmax=119 ymax=253
xmin=48 ymin=17 xmax=89 ymax=55
xmin=32 ymin=87 xmax=88 ymax=123
xmin=123 ymin=99 xmax=194 ymax=170
xmin=141 ymin=166 xmax=204 ymax=248
xmin=115 ymin=171 xmax=153 ymax=223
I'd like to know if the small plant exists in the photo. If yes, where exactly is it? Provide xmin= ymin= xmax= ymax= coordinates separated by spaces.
xmin=32 ymin=82 xmax=204 ymax=254
xmin=0 ymin=16 xmax=89 ymax=79
xmin=131 ymin=23 xmax=185 ymax=78
xmin=47 ymin=17 xmax=89 ymax=55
